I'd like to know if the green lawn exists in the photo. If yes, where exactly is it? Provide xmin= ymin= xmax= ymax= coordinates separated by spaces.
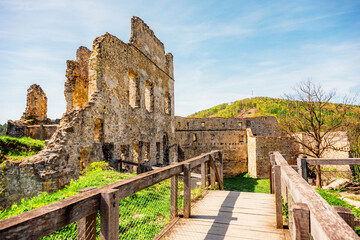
xmin=223 ymin=172 xmax=270 ymax=193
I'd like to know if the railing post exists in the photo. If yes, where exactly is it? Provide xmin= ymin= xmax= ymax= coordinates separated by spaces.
xmin=297 ymin=156 xmax=308 ymax=182
xmin=77 ymin=187 xmax=97 ymax=240
xmin=269 ymin=152 xmax=274 ymax=194
xmin=291 ymin=203 xmax=310 ymax=240
xmin=100 ymin=189 xmax=120 ymax=240
xmin=333 ymin=206 xmax=355 ymax=229
xmin=171 ymin=174 xmax=179 ymax=218
xmin=218 ymin=151 xmax=223 ymax=185
xmin=183 ymin=163 xmax=191 ymax=218
xmin=273 ymin=165 xmax=283 ymax=229
xmin=210 ymin=155 xmax=216 ymax=188
xmin=201 ymin=160 xmax=207 ymax=188
xmin=39 ymin=124 xmax=45 ymax=140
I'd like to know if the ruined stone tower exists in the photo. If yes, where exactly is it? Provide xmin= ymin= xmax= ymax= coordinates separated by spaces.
xmin=64 ymin=47 xmax=91 ymax=112
xmin=21 ymin=84 xmax=47 ymax=121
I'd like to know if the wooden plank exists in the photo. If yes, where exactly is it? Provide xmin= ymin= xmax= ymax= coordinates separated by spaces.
xmin=100 ymin=189 xmax=119 ymax=240
xmin=166 ymin=221 xmax=285 ymax=240
xmin=306 ymin=158 xmax=360 ymax=165
xmin=171 ymin=174 xmax=178 ymax=218
xmin=273 ymin=151 xmax=360 ymax=240
xmin=273 ymin=165 xmax=283 ymax=229
xmin=292 ymin=203 xmax=310 ymax=240
xmin=0 ymin=190 xmax=100 ymax=240
xmin=165 ymin=190 xmax=287 ymax=240
xmin=170 ymin=218 xmax=285 ymax=234
xmin=77 ymin=187 xmax=97 ymax=240
xmin=183 ymin=163 xmax=191 ymax=218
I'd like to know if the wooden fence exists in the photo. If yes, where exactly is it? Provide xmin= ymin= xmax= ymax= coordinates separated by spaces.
xmin=297 ymin=156 xmax=360 ymax=184
xmin=270 ymin=151 xmax=359 ymax=240
xmin=0 ymin=150 xmax=223 ymax=240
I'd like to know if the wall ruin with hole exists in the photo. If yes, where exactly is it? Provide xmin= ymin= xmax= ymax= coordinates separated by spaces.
xmin=1 ymin=17 xmax=175 ymax=208
xmin=175 ymin=116 xmax=286 ymax=177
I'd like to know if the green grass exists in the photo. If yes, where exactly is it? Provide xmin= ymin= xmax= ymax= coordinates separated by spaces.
xmin=0 ymin=161 xmax=186 ymax=239
xmin=0 ymin=162 xmax=134 ymax=220
xmin=0 ymin=136 xmax=44 ymax=168
xmin=317 ymin=188 xmax=360 ymax=236
xmin=223 ymin=172 xmax=270 ymax=193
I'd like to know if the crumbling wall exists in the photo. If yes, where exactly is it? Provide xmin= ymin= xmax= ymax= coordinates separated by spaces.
xmin=65 ymin=47 xmax=91 ymax=112
xmin=1 ymin=16 xmax=175 ymax=208
xmin=7 ymin=85 xmax=58 ymax=140
xmin=247 ymin=128 xmax=297 ymax=178
xmin=176 ymin=117 xmax=249 ymax=177
xmin=176 ymin=116 xmax=293 ymax=178
xmin=22 ymin=84 xmax=47 ymax=121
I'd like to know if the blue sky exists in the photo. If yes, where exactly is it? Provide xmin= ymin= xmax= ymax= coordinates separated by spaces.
xmin=0 ymin=0 xmax=359 ymax=124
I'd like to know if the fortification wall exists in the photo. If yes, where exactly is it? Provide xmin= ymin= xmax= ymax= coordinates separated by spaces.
xmin=247 ymin=128 xmax=297 ymax=178
xmin=1 ymin=17 xmax=175 ymax=208
xmin=7 ymin=121 xmax=58 ymax=140
xmin=175 ymin=116 xmax=279 ymax=177
xmin=176 ymin=116 xmax=282 ymax=137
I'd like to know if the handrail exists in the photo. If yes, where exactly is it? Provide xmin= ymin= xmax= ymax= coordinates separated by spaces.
xmin=0 ymin=150 xmax=223 ymax=240
xmin=305 ymin=158 xmax=360 ymax=165
xmin=271 ymin=152 xmax=359 ymax=240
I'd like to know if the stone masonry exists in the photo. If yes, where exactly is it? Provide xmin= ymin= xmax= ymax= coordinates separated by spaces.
xmin=1 ymin=17 xmax=175 ymax=208
xmin=7 ymin=84 xmax=58 ymax=140
xmin=175 ymin=116 xmax=287 ymax=177
xmin=22 ymin=84 xmax=48 ymax=121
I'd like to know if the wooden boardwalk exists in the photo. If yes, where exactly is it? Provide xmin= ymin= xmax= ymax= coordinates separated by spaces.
xmin=165 ymin=190 xmax=288 ymax=240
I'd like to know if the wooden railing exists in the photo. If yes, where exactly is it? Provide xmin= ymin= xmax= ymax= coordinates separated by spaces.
xmin=297 ymin=156 xmax=360 ymax=183
xmin=0 ymin=150 xmax=223 ymax=240
xmin=269 ymin=151 xmax=359 ymax=240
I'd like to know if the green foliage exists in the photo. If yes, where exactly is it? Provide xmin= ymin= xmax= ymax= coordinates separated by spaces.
xmin=317 ymin=188 xmax=360 ymax=236
xmin=0 ymin=162 xmax=134 ymax=220
xmin=223 ymin=172 xmax=270 ymax=193
xmin=316 ymin=188 xmax=360 ymax=218
xmin=189 ymin=97 xmax=297 ymax=119
xmin=24 ymin=115 xmax=36 ymax=121
xmin=0 ymin=162 xmax=189 ymax=239
xmin=0 ymin=123 xmax=7 ymax=136
xmin=0 ymin=136 xmax=44 ymax=157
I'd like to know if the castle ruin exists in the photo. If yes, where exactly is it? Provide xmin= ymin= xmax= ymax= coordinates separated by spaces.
xmin=1 ymin=17 xmax=350 ymax=208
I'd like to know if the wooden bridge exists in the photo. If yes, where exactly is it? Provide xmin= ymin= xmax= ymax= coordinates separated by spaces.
xmin=1 ymin=151 xmax=360 ymax=240
xmin=163 ymin=191 xmax=288 ymax=240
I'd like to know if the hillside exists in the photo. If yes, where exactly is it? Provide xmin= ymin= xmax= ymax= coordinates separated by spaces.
xmin=189 ymin=97 xmax=360 ymax=119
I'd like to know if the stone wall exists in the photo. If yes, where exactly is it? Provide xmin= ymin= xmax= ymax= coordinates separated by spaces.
xmin=1 ymin=17 xmax=175 ymax=208
xmin=7 ymin=84 xmax=58 ymax=140
xmin=175 ymin=116 xmax=282 ymax=177
xmin=247 ymin=128 xmax=297 ymax=178
xmin=7 ymin=121 xmax=58 ymax=140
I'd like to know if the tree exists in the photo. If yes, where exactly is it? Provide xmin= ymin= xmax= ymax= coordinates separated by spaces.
xmin=279 ymin=80 xmax=354 ymax=187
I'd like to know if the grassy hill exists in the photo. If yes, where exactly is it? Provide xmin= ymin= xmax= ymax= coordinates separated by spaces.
xmin=189 ymin=97 xmax=360 ymax=156
xmin=189 ymin=97 xmax=360 ymax=119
